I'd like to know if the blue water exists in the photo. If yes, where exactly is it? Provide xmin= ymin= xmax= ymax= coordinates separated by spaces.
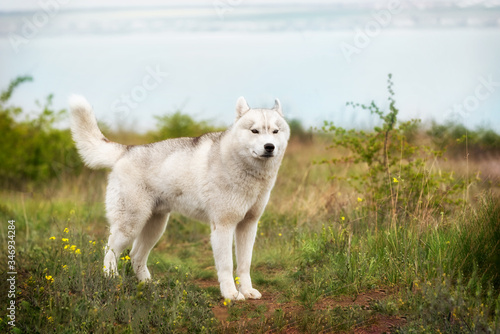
xmin=1 ymin=5 xmax=499 ymax=131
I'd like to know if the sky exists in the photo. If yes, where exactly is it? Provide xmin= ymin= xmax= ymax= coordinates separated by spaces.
xmin=0 ymin=0 xmax=499 ymax=131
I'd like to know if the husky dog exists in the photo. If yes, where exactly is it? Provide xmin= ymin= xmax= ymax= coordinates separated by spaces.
xmin=69 ymin=95 xmax=290 ymax=300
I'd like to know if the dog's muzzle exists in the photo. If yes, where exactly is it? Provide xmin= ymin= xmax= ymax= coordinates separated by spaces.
xmin=261 ymin=143 xmax=275 ymax=158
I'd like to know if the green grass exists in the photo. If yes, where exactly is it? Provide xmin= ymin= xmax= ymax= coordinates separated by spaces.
xmin=1 ymin=167 xmax=499 ymax=333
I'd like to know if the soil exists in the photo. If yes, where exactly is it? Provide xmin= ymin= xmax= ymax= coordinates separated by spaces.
xmin=196 ymin=279 xmax=407 ymax=333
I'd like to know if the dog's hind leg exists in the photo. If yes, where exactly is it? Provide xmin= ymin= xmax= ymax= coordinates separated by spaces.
xmin=103 ymin=189 xmax=153 ymax=278
xmin=129 ymin=212 xmax=169 ymax=281
xmin=103 ymin=225 xmax=136 ymax=278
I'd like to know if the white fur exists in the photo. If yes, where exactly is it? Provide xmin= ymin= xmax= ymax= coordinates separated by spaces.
xmin=69 ymin=95 xmax=125 ymax=168
xmin=69 ymin=95 xmax=290 ymax=300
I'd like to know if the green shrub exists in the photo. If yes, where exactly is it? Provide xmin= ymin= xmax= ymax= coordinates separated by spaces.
xmin=320 ymin=74 xmax=464 ymax=225
xmin=0 ymin=76 xmax=83 ymax=189
xmin=288 ymin=118 xmax=312 ymax=142
xmin=149 ymin=111 xmax=223 ymax=141
xmin=428 ymin=121 xmax=500 ymax=157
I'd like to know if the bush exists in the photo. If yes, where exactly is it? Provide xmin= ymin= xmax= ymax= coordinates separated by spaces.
xmin=288 ymin=119 xmax=312 ymax=143
xmin=0 ymin=77 xmax=82 ymax=189
xmin=149 ymin=111 xmax=223 ymax=141
xmin=320 ymin=74 xmax=465 ymax=225
xmin=428 ymin=121 xmax=500 ymax=158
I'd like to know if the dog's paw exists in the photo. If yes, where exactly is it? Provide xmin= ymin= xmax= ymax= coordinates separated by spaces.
xmin=242 ymin=288 xmax=262 ymax=300
xmin=222 ymin=289 xmax=245 ymax=301
xmin=232 ymin=292 xmax=246 ymax=301
xmin=135 ymin=269 xmax=151 ymax=282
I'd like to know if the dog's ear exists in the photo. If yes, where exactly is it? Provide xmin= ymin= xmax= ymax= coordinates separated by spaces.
xmin=236 ymin=96 xmax=250 ymax=119
xmin=273 ymin=98 xmax=284 ymax=117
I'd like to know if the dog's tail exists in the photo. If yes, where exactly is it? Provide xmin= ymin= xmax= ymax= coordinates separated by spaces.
xmin=69 ymin=95 xmax=126 ymax=169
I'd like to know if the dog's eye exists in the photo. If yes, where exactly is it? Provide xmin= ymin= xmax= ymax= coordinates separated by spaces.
xmin=251 ymin=129 xmax=259 ymax=134
xmin=273 ymin=129 xmax=279 ymax=134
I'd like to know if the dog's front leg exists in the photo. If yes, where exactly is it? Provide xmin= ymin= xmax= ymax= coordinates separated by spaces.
xmin=211 ymin=223 xmax=244 ymax=301
xmin=235 ymin=218 xmax=262 ymax=299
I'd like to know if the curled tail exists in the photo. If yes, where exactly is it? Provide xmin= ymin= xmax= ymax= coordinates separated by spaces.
xmin=69 ymin=95 xmax=125 ymax=169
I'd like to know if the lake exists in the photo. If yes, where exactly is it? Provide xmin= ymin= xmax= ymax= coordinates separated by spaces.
xmin=1 ymin=3 xmax=499 ymax=131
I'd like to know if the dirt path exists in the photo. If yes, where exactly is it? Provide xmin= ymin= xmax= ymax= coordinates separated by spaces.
xmin=196 ymin=280 xmax=406 ymax=333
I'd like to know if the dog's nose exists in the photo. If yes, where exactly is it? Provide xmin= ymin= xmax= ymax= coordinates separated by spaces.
xmin=264 ymin=143 xmax=275 ymax=153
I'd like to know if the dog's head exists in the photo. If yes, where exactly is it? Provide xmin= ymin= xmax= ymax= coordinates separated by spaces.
xmin=233 ymin=97 xmax=290 ymax=162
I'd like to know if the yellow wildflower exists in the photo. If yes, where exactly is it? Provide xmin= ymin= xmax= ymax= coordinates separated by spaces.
xmin=63 ymin=228 xmax=69 ymax=233
xmin=62 ymin=238 xmax=69 ymax=243
xmin=357 ymin=197 xmax=363 ymax=202
xmin=49 ymin=236 xmax=55 ymax=240
xmin=75 ymin=249 xmax=81 ymax=254
xmin=393 ymin=177 xmax=399 ymax=183
xmin=45 ymin=275 xmax=54 ymax=283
